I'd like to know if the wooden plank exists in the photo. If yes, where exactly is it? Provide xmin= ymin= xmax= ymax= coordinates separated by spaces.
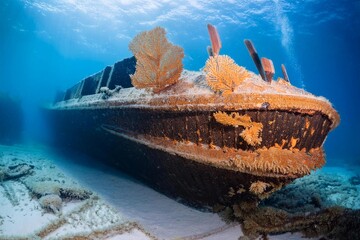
xmin=206 ymin=46 xmax=213 ymax=57
xmin=96 ymin=66 xmax=112 ymax=93
xmin=207 ymin=24 xmax=221 ymax=56
xmin=281 ymin=64 xmax=290 ymax=83
xmin=244 ymin=39 xmax=267 ymax=81
xmin=261 ymin=58 xmax=275 ymax=83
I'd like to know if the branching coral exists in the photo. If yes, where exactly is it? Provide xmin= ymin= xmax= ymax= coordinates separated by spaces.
xmin=129 ymin=27 xmax=184 ymax=92
xmin=240 ymin=126 xmax=263 ymax=146
xmin=248 ymin=181 xmax=282 ymax=200
xmin=204 ymin=55 xmax=250 ymax=96
xmin=249 ymin=181 xmax=271 ymax=195
xmin=213 ymin=111 xmax=263 ymax=146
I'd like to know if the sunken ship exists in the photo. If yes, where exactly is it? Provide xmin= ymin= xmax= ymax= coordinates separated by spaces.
xmin=45 ymin=25 xmax=340 ymax=207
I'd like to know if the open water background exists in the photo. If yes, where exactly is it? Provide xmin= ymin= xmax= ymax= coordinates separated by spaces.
xmin=0 ymin=0 xmax=359 ymax=165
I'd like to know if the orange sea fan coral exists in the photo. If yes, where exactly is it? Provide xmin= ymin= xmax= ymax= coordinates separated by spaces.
xmin=129 ymin=27 xmax=184 ymax=92
xmin=204 ymin=55 xmax=250 ymax=96
xmin=213 ymin=111 xmax=263 ymax=146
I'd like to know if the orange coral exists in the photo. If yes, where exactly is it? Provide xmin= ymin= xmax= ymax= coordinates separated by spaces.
xmin=240 ymin=124 xmax=263 ymax=146
xmin=129 ymin=27 xmax=184 ymax=92
xmin=277 ymin=77 xmax=291 ymax=86
xmin=103 ymin=125 xmax=326 ymax=177
xmin=289 ymin=137 xmax=298 ymax=150
xmin=213 ymin=111 xmax=263 ymax=146
xmin=213 ymin=111 xmax=252 ymax=127
xmin=204 ymin=55 xmax=250 ymax=96
xmin=249 ymin=181 xmax=270 ymax=195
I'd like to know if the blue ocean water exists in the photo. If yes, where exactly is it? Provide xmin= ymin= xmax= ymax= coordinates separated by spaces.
xmin=0 ymin=0 xmax=359 ymax=165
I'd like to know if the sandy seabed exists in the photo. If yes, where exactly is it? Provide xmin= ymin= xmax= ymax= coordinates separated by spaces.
xmin=0 ymin=144 xmax=359 ymax=240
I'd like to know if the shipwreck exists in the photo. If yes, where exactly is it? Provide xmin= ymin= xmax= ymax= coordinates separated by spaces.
xmin=44 ymin=25 xmax=340 ymax=207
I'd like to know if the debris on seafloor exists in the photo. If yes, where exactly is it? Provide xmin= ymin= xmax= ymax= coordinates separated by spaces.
xmin=232 ymin=202 xmax=360 ymax=240
xmin=1 ymin=154 xmax=91 ymax=215
xmin=0 ymin=162 xmax=34 ymax=181
xmin=349 ymin=174 xmax=360 ymax=185
xmin=0 ymin=146 xmax=156 ymax=239
xmin=220 ymin=171 xmax=360 ymax=240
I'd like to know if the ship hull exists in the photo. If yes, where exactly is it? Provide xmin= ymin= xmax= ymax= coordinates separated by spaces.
xmin=44 ymin=105 xmax=332 ymax=206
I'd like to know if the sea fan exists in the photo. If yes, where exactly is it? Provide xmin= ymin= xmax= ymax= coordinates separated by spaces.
xmin=204 ymin=55 xmax=250 ymax=96
xmin=129 ymin=27 xmax=184 ymax=93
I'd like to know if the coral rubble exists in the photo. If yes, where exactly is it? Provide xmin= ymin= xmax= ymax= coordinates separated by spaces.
xmin=22 ymin=169 xmax=92 ymax=213
xmin=0 ymin=163 xmax=33 ymax=181
xmin=0 ymin=151 xmax=91 ymax=214
xmin=39 ymin=194 xmax=62 ymax=214
xmin=349 ymin=174 xmax=360 ymax=185
xmin=232 ymin=201 xmax=360 ymax=240
xmin=226 ymin=169 xmax=360 ymax=239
